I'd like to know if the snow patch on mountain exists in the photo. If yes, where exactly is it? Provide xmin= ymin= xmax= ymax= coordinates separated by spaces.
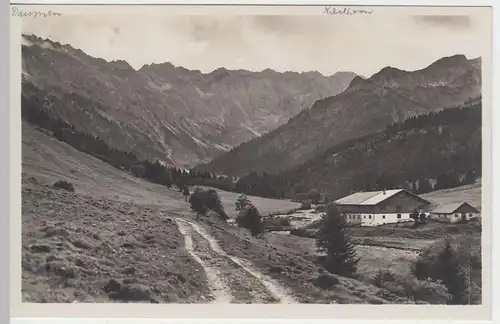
xmin=195 ymin=86 xmax=215 ymax=99
xmin=241 ymin=124 xmax=261 ymax=137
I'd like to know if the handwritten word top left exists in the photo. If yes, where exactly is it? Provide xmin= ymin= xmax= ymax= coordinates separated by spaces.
xmin=11 ymin=7 xmax=63 ymax=18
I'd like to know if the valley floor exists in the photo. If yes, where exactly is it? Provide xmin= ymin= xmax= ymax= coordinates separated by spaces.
xmin=21 ymin=123 xmax=481 ymax=304
xmin=21 ymin=123 xmax=406 ymax=304
xmin=22 ymin=178 xmax=408 ymax=304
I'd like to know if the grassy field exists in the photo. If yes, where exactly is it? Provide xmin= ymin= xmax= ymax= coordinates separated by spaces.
xmin=421 ymin=180 xmax=482 ymax=210
xmin=22 ymin=122 xmax=406 ymax=304
xmin=285 ymin=216 xmax=482 ymax=286
xmin=356 ymin=246 xmax=418 ymax=281
xmin=22 ymin=123 xmax=301 ymax=218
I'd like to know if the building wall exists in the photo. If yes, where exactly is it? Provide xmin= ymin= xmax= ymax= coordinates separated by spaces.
xmin=344 ymin=212 xmax=414 ymax=227
xmin=376 ymin=191 xmax=431 ymax=213
xmin=455 ymin=204 xmax=480 ymax=214
xmin=429 ymin=212 xmax=480 ymax=223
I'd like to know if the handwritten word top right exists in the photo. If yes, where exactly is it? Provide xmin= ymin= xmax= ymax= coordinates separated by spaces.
xmin=323 ymin=7 xmax=374 ymax=16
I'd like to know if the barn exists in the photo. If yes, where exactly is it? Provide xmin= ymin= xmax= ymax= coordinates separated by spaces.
xmin=334 ymin=189 xmax=432 ymax=227
xmin=429 ymin=202 xmax=480 ymax=223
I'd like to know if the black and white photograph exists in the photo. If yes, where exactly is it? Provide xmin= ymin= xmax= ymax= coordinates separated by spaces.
xmin=14 ymin=3 xmax=492 ymax=314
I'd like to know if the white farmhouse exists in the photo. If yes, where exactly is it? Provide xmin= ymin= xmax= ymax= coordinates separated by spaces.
xmin=334 ymin=189 xmax=432 ymax=227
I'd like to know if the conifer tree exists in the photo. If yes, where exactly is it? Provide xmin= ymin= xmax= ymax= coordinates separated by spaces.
xmin=189 ymin=188 xmax=207 ymax=218
xmin=418 ymin=178 xmax=433 ymax=194
xmin=205 ymin=189 xmax=228 ymax=220
xmin=236 ymin=204 xmax=264 ymax=237
xmin=235 ymin=194 xmax=251 ymax=212
xmin=438 ymin=240 xmax=469 ymax=305
xmin=316 ymin=204 xmax=360 ymax=276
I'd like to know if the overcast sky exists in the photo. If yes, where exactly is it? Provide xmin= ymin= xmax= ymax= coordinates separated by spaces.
xmin=22 ymin=14 xmax=489 ymax=77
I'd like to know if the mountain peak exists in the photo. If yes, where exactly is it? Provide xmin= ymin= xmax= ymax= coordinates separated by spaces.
xmin=141 ymin=62 xmax=175 ymax=69
xmin=346 ymin=75 xmax=367 ymax=88
xmin=370 ymin=66 xmax=406 ymax=81
xmin=210 ymin=67 xmax=229 ymax=73
xmin=261 ymin=68 xmax=277 ymax=73
xmin=426 ymin=54 xmax=469 ymax=69
xmin=110 ymin=59 xmax=133 ymax=70
xmin=330 ymin=71 xmax=358 ymax=78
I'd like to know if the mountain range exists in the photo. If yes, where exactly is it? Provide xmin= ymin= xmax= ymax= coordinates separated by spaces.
xmin=197 ymin=54 xmax=481 ymax=176
xmin=21 ymin=34 xmax=356 ymax=167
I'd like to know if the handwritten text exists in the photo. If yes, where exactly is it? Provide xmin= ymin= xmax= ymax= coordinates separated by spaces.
xmin=11 ymin=7 xmax=63 ymax=18
xmin=323 ymin=7 xmax=374 ymax=16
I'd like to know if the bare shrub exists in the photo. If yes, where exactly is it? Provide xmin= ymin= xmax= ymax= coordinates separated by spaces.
xmin=53 ymin=180 xmax=75 ymax=192
xmin=311 ymin=273 xmax=340 ymax=289
xmin=372 ymin=269 xmax=451 ymax=304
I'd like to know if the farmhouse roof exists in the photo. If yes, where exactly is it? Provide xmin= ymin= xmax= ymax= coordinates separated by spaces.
xmin=334 ymin=189 xmax=430 ymax=206
xmin=431 ymin=202 xmax=480 ymax=214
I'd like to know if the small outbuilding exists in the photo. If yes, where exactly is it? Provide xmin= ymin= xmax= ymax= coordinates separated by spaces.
xmin=429 ymin=202 xmax=480 ymax=223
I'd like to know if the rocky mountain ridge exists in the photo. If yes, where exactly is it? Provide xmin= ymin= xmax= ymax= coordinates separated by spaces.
xmin=198 ymin=54 xmax=481 ymax=176
xmin=21 ymin=33 xmax=356 ymax=167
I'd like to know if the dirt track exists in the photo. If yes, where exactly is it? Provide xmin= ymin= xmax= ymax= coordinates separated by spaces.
xmin=175 ymin=218 xmax=297 ymax=304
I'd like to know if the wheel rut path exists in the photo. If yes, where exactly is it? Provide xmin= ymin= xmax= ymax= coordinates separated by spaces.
xmin=174 ymin=218 xmax=297 ymax=304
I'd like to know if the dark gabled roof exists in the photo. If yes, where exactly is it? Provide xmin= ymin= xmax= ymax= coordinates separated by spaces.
xmin=431 ymin=202 xmax=480 ymax=214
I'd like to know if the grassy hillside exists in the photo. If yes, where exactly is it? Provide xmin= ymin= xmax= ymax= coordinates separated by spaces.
xmin=421 ymin=180 xmax=482 ymax=210
xmin=22 ymin=122 xmax=409 ymax=304
xmin=22 ymin=122 xmax=301 ymax=218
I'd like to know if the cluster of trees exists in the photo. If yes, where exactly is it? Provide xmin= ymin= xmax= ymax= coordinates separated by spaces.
xmin=411 ymin=234 xmax=481 ymax=305
xmin=384 ymin=97 xmax=481 ymax=134
xmin=414 ymin=240 xmax=470 ymax=304
xmin=234 ymin=172 xmax=286 ymax=199
xmin=409 ymin=209 xmax=428 ymax=227
xmin=188 ymin=187 xmax=228 ymax=220
xmin=372 ymin=236 xmax=479 ymax=305
xmin=235 ymin=103 xmax=481 ymax=201
xmin=399 ymin=169 xmax=477 ymax=195
xmin=234 ymin=194 xmax=264 ymax=237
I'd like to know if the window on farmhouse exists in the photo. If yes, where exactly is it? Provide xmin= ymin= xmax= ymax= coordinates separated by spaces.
xmin=469 ymin=213 xmax=472 ymax=217
xmin=369 ymin=215 xmax=372 ymax=219
xmin=382 ymin=215 xmax=385 ymax=219
xmin=397 ymin=214 xmax=401 ymax=219
xmin=455 ymin=214 xmax=459 ymax=218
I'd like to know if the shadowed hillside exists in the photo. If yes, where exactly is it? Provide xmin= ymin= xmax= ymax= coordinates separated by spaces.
xmin=197 ymin=55 xmax=481 ymax=177
xmin=234 ymin=102 xmax=481 ymax=201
